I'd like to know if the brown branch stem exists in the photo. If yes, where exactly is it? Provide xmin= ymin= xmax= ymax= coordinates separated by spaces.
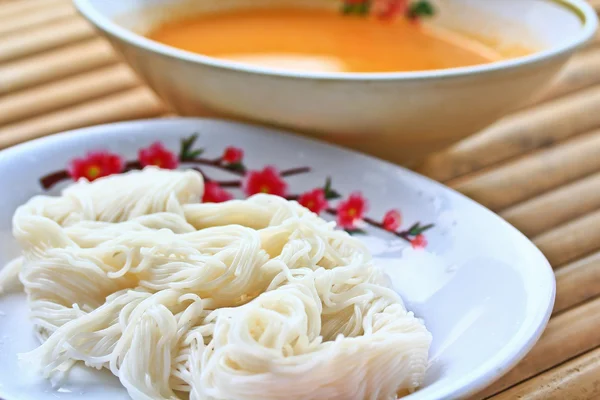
xmin=40 ymin=171 xmax=70 ymax=189
xmin=39 ymin=165 xmax=429 ymax=245
xmin=281 ymin=167 xmax=311 ymax=177
xmin=180 ymin=157 xmax=245 ymax=176
xmin=40 ymin=160 xmax=311 ymax=190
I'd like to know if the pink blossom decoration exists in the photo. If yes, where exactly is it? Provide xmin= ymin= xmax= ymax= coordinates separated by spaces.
xmin=203 ymin=182 xmax=233 ymax=203
xmin=68 ymin=151 xmax=124 ymax=182
xmin=337 ymin=192 xmax=369 ymax=229
xmin=410 ymin=234 xmax=428 ymax=249
xmin=222 ymin=146 xmax=244 ymax=164
xmin=298 ymin=188 xmax=329 ymax=214
xmin=243 ymin=166 xmax=288 ymax=197
xmin=138 ymin=142 xmax=178 ymax=169
xmin=382 ymin=209 xmax=402 ymax=231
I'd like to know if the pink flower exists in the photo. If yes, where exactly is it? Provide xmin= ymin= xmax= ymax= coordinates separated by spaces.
xmin=298 ymin=188 xmax=329 ymax=215
xmin=203 ymin=182 xmax=233 ymax=203
xmin=410 ymin=234 xmax=428 ymax=249
xmin=376 ymin=0 xmax=408 ymax=20
xmin=138 ymin=142 xmax=178 ymax=169
xmin=222 ymin=146 xmax=244 ymax=164
xmin=337 ymin=192 xmax=369 ymax=229
xmin=243 ymin=166 xmax=287 ymax=197
xmin=382 ymin=209 xmax=402 ymax=231
xmin=68 ymin=151 xmax=124 ymax=182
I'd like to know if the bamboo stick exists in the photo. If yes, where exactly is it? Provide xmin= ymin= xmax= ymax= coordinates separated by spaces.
xmin=0 ymin=0 xmax=67 ymax=20
xmin=533 ymin=208 xmax=600 ymax=267
xmin=0 ymin=17 xmax=95 ymax=63
xmin=0 ymin=1 xmax=75 ymax=36
xmin=417 ymin=85 xmax=600 ymax=182
xmin=500 ymin=171 xmax=600 ymax=237
xmin=522 ymin=50 xmax=600 ymax=109
xmin=0 ymin=87 xmax=167 ymax=148
xmin=554 ymin=251 xmax=600 ymax=314
xmin=0 ymin=38 xmax=118 ymax=95
xmin=489 ymin=346 xmax=600 ymax=400
xmin=584 ymin=28 xmax=600 ymax=51
xmin=0 ymin=65 xmax=140 ymax=126
xmin=451 ymin=131 xmax=600 ymax=211
xmin=593 ymin=28 xmax=600 ymax=45
xmin=474 ymin=296 xmax=600 ymax=398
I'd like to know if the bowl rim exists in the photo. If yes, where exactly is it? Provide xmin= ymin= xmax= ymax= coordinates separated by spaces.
xmin=74 ymin=0 xmax=598 ymax=81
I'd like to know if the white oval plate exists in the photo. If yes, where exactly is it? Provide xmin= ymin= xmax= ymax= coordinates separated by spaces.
xmin=0 ymin=118 xmax=554 ymax=400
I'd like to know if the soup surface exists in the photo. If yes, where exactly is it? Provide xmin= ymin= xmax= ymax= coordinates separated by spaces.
xmin=147 ymin=8 xmax=518 ymax=73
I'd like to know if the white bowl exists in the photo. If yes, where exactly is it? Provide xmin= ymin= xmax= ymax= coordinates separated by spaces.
xmin=74 ymin=0 xmax=597 ymax=166
xmin=0 ymin=118 xmax=555 ymax=399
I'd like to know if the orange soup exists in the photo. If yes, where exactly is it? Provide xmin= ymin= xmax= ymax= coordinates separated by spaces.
xmin=147 ymin=8 xmax=516 ymax=73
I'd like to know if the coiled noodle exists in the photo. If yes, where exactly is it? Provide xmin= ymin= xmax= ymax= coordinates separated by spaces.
xmin=0 ymin=167 xmax=431 ymax=400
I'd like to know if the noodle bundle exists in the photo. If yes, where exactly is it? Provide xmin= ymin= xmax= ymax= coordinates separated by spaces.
xmin=0 ymin=167 xmax=431 ymax=400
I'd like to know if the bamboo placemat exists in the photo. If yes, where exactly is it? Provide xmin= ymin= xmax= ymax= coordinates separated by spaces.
xmin=1 ymin=0 xmax=600 ymax=398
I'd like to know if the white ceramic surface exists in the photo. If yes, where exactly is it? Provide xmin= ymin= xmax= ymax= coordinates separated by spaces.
xmin=0 ymin=118 xmax=555 ymax=400
xmin=73 ymin=0 xmax=598 ymax=165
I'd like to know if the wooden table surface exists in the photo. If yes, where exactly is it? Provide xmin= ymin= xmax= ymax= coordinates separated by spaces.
xmin=1 ymin=0 xmax=600 ymax=399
